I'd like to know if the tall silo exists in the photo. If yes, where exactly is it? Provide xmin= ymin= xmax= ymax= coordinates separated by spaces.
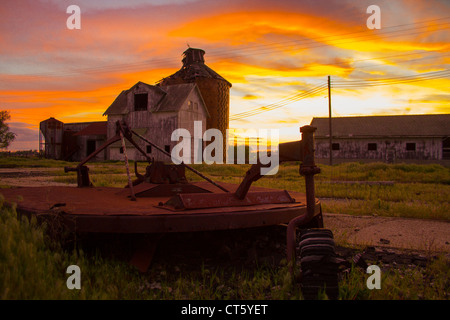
xmin=39 ymin=117 xmax=64 ymax=159
xmin=158 ymin=48 xmax=232 ymax=138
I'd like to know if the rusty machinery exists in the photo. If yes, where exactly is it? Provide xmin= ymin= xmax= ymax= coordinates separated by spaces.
xmin=63 ymin=120 xmax=339 ymax=299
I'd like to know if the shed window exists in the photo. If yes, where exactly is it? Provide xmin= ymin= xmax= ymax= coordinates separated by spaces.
xmin=331 ymin=143 xmax=340 ymax=151
xmin=134 ymin=93 xmax=148 ymax=111
xmin=146 ymin=145 xmax=152 ymax=154
xmin=164 ymin=145 xmax=170 ymax=153
xmin=406 ymin=143 xmax=416 ymax=151
xmin=443 ymin=138 xmax=450 ymax=160
xmin=368 ymin=143 xmax=377 ymax=151
xmin=119 ymin=147 xmax=124 ymax=154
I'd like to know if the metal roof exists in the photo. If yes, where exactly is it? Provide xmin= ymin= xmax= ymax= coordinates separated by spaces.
xmin=73 ymin=122 xmax=107 ymax=136
xmin=158 ymin=48 xmax=232 ymax=87
xmin=311 ymin=114 xmax=450 ymax=138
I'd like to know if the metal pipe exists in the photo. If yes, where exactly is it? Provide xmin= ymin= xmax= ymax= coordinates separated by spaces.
xmin=286 ymin=125 xmax=320 ymax=270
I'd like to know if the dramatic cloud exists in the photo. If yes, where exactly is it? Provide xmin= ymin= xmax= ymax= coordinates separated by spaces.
xmin=0 ymin=0 xmax=448 ymax=149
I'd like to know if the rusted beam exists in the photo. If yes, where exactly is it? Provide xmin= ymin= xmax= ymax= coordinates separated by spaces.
xmin=120 ymin=130 xmax=136 ymax=201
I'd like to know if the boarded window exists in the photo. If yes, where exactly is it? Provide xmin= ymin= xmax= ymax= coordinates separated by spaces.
xmin=332 ymin=143 xmax=340 ymax=151
xmin=134 ymin=93 xmax=148 ymax=111
xmin=368 ymin=143 xmax=377 ymax=151
xmin=443 ymin=137 xmax=450 ymax=160
xmin=406 ymin=143 xmax=416 ymax=151
xmin=146 ymin=145 xmax=152 ymax=154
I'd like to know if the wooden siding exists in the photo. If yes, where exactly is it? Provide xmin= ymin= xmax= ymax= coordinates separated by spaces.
xmin=315 ymin=137 xmax=444 ymax=163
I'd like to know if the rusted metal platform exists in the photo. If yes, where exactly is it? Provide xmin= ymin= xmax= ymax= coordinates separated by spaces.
xmin=0 ymin=182 xmax=320 ymax=234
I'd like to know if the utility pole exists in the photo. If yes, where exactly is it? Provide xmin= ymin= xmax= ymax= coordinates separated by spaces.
xmin=328 ymin=75 xmax=332 ymax=166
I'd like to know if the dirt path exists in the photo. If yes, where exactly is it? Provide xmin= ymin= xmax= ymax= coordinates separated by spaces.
xmin=323 ymin=212 xmax=450 ymax=253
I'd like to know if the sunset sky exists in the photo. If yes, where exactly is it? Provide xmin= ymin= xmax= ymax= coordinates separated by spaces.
xmin=1 ymin=0 xmax=449 ymax=150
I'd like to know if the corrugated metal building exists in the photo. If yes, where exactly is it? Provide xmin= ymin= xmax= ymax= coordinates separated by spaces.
xmin=311 ymin=114 xmax=450 ymax=164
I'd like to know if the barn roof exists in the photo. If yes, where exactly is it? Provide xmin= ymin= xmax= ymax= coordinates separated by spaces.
xmin=152 ymin=83 xmax=209 ymax=116
xmin=73 ymin=122 xmax=107 ymax=136
xmin=311 ymin=114 xmax=450 ymax=138
xmin=103 ymin=82 xmax=166 ymax=116
xmin=103 ymin=81 xmax=209 ymax=116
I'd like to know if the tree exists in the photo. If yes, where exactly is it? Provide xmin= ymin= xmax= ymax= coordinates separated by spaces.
xmin=0 ymin=111 xmax=16 ymax=149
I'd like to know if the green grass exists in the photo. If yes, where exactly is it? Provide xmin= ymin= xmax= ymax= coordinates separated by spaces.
xmin=1 ymin=198 xmax=448 ymax=300
xmin=183 ymin=162 xmax=450 ymax=220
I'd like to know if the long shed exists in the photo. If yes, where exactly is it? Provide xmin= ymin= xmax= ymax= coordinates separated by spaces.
xmin=310 ymin=114 xmax=450 ymax=164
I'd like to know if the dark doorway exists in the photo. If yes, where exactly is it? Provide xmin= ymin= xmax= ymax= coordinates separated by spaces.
xmin=87 ymin=140 xmax=96 ymax=156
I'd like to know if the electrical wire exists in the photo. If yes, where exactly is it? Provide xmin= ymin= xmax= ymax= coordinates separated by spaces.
xmin=229 ymin=83 xmax=327 ymax=121
xmin=332 ymin=69 xmax=450 ymax=87
xmin=229 ymin=68 xmax=449 ymax=121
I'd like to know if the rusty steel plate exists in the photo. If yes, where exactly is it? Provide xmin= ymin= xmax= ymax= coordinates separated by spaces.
xmin=0 ymin=182 xmax=320 ymax=234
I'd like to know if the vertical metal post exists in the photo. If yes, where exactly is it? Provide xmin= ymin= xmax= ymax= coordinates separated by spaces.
xmin=287 ymin=126 xmax=321 ymax=268
xmin=328 ymin=75 xmax=332 ymax=166
xmin=120 ymin=130 xmax=136 ymax=201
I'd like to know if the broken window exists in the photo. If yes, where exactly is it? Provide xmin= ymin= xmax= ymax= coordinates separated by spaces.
xmin=332 ymin=143 xmax=340 ymax=151
xmin=134 ymin=93 xmax=148 ymax=111
xmin=368 ymin=143 xmax=377 ymax=151
xmin=406 ymin=143 xmax=416 ymax=151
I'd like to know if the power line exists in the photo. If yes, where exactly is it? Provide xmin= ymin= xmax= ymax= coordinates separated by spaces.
xmin=229 ymin=83 xmax=327 ymax=121
xmin=332 ymin=69 xmax=450 ymax=87
xmin=229 ymin=69 xmax=449 ymax=121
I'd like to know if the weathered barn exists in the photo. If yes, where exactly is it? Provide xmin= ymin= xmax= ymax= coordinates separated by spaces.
xmin=311 ymin=114 xmax=450 ymax=164
xmin=39 ymin=48 xmax=229 ymax=163
xmin=103 ymin=81 xmax=208 ymax=162
xmin=39 ymin=118 xmax=107 ymax=161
